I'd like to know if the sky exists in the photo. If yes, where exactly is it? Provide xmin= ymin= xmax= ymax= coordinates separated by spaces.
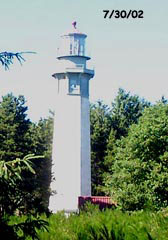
xmin=0 ymin=0 xmax=168 ymax=122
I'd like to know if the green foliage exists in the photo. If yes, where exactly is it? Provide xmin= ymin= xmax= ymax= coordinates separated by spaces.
xmin=0 ymin=155 xmax=35 ymax=181
xmin=30 ymin=116 xmax=53 ymax=209
xmin=37 ymin=208 xmax=168 ymax=240
xmin=0 ymin=155 xmax=48 ymax=239
xmin=105 ymin=103 xmax=168 ymax=211
xmin=0 ymin=93 xmax=31 ymax=161
xmin=111 ymin=88 xmax=150 ymax=139
xmin=0 ymin=93 xmax=54 ymax=211
xmin=13 ymin=215 xmax=48 ymax=240
xmin=90 ymin=101 xmax=111 ymax=195
xmin=90 ymin=89 xmax=150 ymax=195
xmin=0 ymin=155 xmax=37 ymax=217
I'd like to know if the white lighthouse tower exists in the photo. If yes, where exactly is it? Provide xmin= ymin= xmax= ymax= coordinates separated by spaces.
xmin=49 ymin=22 xmax=94 ymax=212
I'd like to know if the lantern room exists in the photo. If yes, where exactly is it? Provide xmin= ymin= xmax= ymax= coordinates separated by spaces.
xmin=57 ymin=21 xmax=87 ymax=57
xmin=53 ymin=22 xmax=94 ymax=97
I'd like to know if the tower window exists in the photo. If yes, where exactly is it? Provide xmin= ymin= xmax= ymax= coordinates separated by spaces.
xmin=69 ymin=79 xmax=80 ymax=94
xmin=70 ymin=43 xmax=72 ymax=55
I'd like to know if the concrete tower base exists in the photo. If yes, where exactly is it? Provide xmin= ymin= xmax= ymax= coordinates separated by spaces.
xmin=49 ymin=94 xmax=91 ymax=212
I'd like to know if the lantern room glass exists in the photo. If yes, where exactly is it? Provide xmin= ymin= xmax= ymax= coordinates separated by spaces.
xmin=59 ymin=34 xmax=86 ymax=57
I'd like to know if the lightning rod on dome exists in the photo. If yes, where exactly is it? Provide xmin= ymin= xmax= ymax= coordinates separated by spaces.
xmin=72 ymin=21 xmax=77 ymax=29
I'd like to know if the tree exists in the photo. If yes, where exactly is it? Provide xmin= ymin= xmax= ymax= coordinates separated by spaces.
xmin=104 ymin=103 xmax=168 ymax=211
xmin=0 ymin=93 xmax=53 ymax=212
xmin=90 ymin=90 xmax=150 ymax=196
xmin=0 ymin=93 xmax=32 ymax=161
xmin=0 ymin=53 xmax=49 ymax=238
xmin=104 ymin=88 xmax=150 ymax=171
xmin=90 ymin=89 xmax=150 ymax=196
xmin=90 ymin=101 xmax=111 ymax=195
xmin=111 ymin=88 xmax=150 ymax=139
xmin=29 ymin=115 xmax=54 ymax=209
xmin=0 ymin=94 xmax=38 ymax=212
xmin=0 ymin=154 xmax=48 ymax=239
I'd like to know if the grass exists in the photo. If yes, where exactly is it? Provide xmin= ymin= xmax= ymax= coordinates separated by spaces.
xmin=36 ymin=204 xmax=168 ymax=240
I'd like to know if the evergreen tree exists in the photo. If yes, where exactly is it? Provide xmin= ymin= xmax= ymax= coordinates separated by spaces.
xmin=0 ymin=93 xmax=32 ymax=161
xmin=104 ymin=89 xmax=150 ymax=179
xmin=0 ymin=93 xmax=53 ymax=211
xmin=111 ymin=88 xmax=150 ymax=139
xmin=30 ymin=116 xmax=53 ymax=209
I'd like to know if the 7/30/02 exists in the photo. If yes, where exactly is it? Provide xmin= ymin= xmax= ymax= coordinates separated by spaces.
xmin=103 ymin=10 xmax=144 ymax=19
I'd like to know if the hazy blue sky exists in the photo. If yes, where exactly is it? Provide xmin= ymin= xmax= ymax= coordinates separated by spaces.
xmin=0 ymin=0 xmax=168 ymax=122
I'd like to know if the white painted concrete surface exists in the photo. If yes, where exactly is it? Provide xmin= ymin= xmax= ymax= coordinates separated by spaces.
xmin=49 ymin=25 xmax=94 ymax=212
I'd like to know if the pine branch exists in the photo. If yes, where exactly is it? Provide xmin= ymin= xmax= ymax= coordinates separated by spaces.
xmin=0 ymin=51 xmax=36 ymax=70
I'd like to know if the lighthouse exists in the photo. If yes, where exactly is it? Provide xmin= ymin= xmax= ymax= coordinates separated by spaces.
xmin=49 ymin=22 xmax=94 ymax=212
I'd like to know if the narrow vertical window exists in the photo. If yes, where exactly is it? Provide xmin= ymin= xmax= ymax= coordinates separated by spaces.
xmin=70 ymin=43 xmax=72 ymax=55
